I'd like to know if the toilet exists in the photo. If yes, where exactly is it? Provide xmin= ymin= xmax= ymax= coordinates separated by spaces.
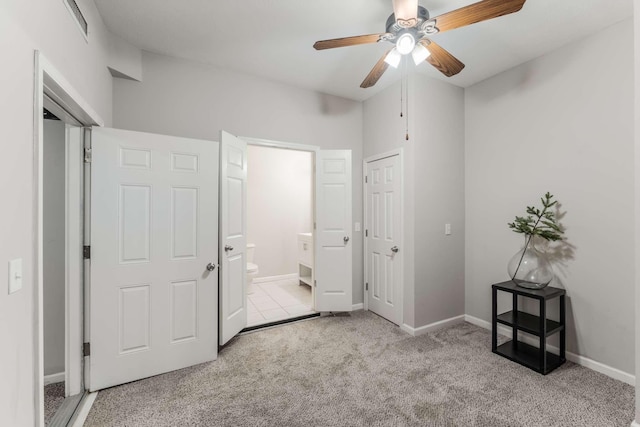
xmin=246 ymin=244 xmax=259 ymax=294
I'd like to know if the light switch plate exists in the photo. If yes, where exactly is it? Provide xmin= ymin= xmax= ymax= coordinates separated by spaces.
xmin=445 ymin=224 xmax=452 ymax=235
xmin=355 ymin=222 xmax=361 ymax=232
xmin=8 ymin=258 xmax=23 ymax=294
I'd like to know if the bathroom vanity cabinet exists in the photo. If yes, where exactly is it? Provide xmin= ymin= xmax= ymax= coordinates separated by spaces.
xmin=297 ymin=233 xmax=313 ymax=287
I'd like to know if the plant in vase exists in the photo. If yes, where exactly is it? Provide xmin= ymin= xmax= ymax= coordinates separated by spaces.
xmin=507 ymin=192 xmax=564 ymax=289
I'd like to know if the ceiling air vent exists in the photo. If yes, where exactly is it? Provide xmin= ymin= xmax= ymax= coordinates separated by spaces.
xmin=64 ymin=0 xmax=88 ymax=36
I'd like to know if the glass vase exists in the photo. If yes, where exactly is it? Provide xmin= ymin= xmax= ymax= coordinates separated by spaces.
xmin=507 ymin=236 xmax=554 ymax=289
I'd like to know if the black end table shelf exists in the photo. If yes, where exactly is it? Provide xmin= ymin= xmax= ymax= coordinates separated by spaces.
xmin=492 ymin=280 xmax=566 ymax=374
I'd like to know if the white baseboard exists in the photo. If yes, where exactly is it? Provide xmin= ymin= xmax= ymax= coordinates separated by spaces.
xmin=44 ymin=372 xmax=65 ymax=385
xmin=464 ymin=314 xmax=636 ymax=386
xmin=252 ymin=273 xmax=298 ymax=284
xmin=70 ymin=391 xmax=98 ymax=427
xmin=401 ymin=315 xmax=466 ymax=337
xmin=352 ymin=303 xmax=364 ymax=311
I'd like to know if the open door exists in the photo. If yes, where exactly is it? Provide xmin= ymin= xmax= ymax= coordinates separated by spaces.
xmin=88 ymin=127 xmax=218 ymax=391
xmin=219 ymin=131 xmax=247 ymax=345
xmin=315 ymin=150 xmax=353 ymax=312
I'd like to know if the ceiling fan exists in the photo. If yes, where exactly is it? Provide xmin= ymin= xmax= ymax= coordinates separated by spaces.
xmin=313 ymin=0 xmax=527 ymax=88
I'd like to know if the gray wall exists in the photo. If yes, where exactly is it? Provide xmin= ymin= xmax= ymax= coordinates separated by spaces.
xmin=113 ymin=51 xmax=365 ymax=304
xmin=363 ymin=79 xmax=417 ymax=326
xmin=363 ymin=74 xmax=465 ymax=328
xmin=0 ymin=1 xmax=114 ymax=424
xmin=465 ymin=19 xmax=635 ymax=374
xmin=413 ymin=76 xmax=465 ymax=328
xmin=634 ymin=3 xmax=640 ymax=423
xmin=247 ymin=145 xmax=313 ymax=278
xmin=43 ymin=119 xmax=66 ymax=377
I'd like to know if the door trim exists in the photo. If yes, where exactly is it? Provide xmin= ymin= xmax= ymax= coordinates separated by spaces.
xmin=240 ymin=136 xmax=320 ymax=153
xmin=33 ymin=51 xmax=103 ymax=427
xmin=363 ymin=148 xmax=404 ymax=326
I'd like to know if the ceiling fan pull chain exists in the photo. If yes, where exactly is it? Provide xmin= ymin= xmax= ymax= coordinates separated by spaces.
xmin=404 ymin=58 xmax=409 ymax=141
xmin=405 ymin=81 xmax=409 ymax=141
xmin=400 ymin=70 xmax=404 ymax=118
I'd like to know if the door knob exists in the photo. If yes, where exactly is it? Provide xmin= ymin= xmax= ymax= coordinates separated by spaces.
xmin=206 ymin=263 xmax=216 ymax=271
xmin=225 ymin=245 xmax=233 ymax=252
xmin=391 ymin=246 xmax=399 ymax=253
xmin=344 ymin=236 xmax=350 ymax=243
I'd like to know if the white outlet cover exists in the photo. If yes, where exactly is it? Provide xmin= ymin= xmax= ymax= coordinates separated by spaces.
xmin=445 ymin=224 xmax=452 ymax=235
xmin=9 ymin=258 xmax=23 ymax=294
xmin=355 ymin=222 xmax=361 ymax=232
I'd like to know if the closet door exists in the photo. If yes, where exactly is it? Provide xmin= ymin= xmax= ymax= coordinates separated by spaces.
xmin=219 ymin=131 xmax=248 ymax=345
xmin=315 ymin=150 xmax=353 ymax=312
xmin=89 ymin=127 xmax=219 ymax=391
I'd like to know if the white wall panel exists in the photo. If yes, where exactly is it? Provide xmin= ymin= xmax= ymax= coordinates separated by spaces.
xmin=120 ymin=147 xmax=151 ymax=169
xmin=170 ymin=280 xmax=198 ymax=343
xmin=119 ymin=285 xmax=150 ymax=353
xmin=171 ymin=187 xmax=198 ymax=260
xmin=119 ymin=185 xmax=151 ymax=263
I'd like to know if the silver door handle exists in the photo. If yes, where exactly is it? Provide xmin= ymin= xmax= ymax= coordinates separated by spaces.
xmin=206 ymin=263 xmax=216 ymax=271
xmin=391 ymin=246 xmax=399 ymax=253
xmin=344 ymin=236 xmax=350 ymax=243
xmin=225 ymin=245 xmax=233 ymax=252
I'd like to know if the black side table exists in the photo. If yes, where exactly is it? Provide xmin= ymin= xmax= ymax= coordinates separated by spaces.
xmin=492 ymin=281 xmax=566 ymax=374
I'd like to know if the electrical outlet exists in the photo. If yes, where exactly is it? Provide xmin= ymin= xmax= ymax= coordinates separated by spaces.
xmin=8 ymin=258 xmax=23 ymax=294
xmin=445 ymin=224 xmax=452 ymax=235
xmin=355 ymin=222 xmax=361 ymax=232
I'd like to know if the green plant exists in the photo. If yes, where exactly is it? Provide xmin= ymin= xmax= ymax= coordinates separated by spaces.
xmin=508 ymin=192 xmax=564 ymax=282
xmin=508 ymin=192 xmax=563 ymax=242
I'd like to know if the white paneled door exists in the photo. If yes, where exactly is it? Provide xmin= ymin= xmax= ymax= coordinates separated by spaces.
xmin=89 ymin=127 xmax=219 ymax=391
xmin=366 ymin=154 xmax=402 ymax=325
xmin=219 ymin=131 xmax=247 ymax=345
xmin=315 ymin=150 xmax=353 ymax=312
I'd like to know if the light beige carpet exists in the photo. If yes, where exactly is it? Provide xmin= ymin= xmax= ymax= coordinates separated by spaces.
xmin=44 ymin=381 xmax=65 ymax=426
xmin=85 ymin=311 xmax=634 ymax=426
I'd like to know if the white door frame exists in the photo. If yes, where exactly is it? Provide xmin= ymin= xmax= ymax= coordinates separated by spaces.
xmin=363 ymin=148 xmax=404 ymax=325
xmin=240 ymin=136 xmax=319 ymax=311
xmin=33 ymin=51 xmax=103 ymax=427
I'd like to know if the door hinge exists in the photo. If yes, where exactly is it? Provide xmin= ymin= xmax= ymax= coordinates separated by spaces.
xmin=314 ymin=280 xmax=317 ymax=287
xmin=83 ymin=245 xmax=91 ymax=260
xmin=83 ymin=342 xmax=90 ymax=357
xmin=84 ymin=147 xmax=92 ymax=163
xmin=365 ymin=229 xmax=368 ymax=237
xmin=365 ymin=175 xmax=368 ymax=183
xmin=314 ymin=222 xmax=316 ymax=230
xmin=365 ymin=282 xmax=368 ymax=291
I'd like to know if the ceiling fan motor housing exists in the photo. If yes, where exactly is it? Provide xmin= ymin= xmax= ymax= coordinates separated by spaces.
xmin=385 ymin=6 xmax=429 ymax=34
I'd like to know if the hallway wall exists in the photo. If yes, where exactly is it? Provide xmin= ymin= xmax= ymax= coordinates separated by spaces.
xmin=112 ymin=51 xmax=365 ymax=304
xmin=0 ymin=1 xmax=114 ymax=424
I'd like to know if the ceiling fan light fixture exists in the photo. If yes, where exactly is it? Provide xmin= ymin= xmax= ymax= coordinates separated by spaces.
xmin=411 ymin=43 xmax=431 ymax=65
xmin=396 ymin=32 xmax=416 ymax=55
xmin=384 ymin=48 xmax=402 ymax=68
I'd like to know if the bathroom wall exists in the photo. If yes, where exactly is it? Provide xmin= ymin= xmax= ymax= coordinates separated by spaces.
xmin=247 ymin=145 xmax=313 ymax=279
xmin=43 ymin=119 xmax=66 ymax=378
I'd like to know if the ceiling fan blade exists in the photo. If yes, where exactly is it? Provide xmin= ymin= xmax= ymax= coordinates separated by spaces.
xmin=313 ymin=34 xmax=384 ymax=50
xmin=431 ymin=0 xmax=526 ymax=34
xmin=392 ymin=0 xmax=419 ymax=28
xmin=360 ymin=50 xmax=392 ymax=89
xmin=421 ymin=40 xmax=465 ymax=77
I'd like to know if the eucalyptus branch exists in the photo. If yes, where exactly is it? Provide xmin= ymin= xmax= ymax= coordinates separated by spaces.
xmin=508 ymin=192 xmax=564 ymax=281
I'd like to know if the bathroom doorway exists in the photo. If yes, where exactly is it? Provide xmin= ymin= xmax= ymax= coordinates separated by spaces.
xmin=245 ymin=144 xmax=316 ymax=327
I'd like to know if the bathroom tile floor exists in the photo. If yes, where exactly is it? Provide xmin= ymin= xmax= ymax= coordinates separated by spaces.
xmin=247 ymin=277 xmax=314 ymax=327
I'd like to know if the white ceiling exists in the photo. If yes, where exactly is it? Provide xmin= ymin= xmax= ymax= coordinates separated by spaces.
xmin=94 ymin=0 xmax=633 ymax=101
